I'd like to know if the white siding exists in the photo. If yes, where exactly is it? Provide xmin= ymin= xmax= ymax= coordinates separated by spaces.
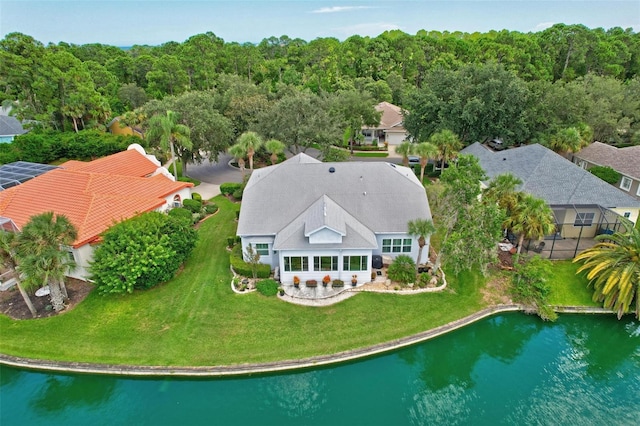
xmin=308 ymin=227 xmax=343 ymax=244
xmin=279 ymin=249 xmax=372 ymax=285
xmin=240 ymin=236 xmax=277 ymax=268
xmin=67 ymin=244 xmax=95 ymax=281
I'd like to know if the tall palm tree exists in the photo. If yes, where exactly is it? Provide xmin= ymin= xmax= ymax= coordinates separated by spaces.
xmin=265 ymin=139 xmax=285 ymax=165
xmin=414 ymin=142 xmax=439 ymax=183
xmin=0 ymin=231 xmax=37 ymax=317
xmin=228 ymin=143 xmax=247 ymax=178
xmin=504 ymin=193 xmax=556 ymax=254
xmin=549 ymin=127 xmax=587 ymax=158
xmin=430 ymin=129 xmax=462 ymax=171
xmin=574 ymin=221 xmax=640 ymax=319
xmin=484 ymin=173 xmax=523 ymax=215
xmin=396 ymin=141 xmax=414 ymax=167
xmin=147 ymin=110 xmax=192 ymax=179
xmin=238 ymin=131 xmax=264 ymax=170
xmin=407 ymin=218 xmax=436 ymax=270
xmin=15 ymin=212 xmax=78 ymax=312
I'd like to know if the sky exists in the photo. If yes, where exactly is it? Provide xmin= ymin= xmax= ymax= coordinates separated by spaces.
xmin=1 ymin=0 xmax=639 ymax=46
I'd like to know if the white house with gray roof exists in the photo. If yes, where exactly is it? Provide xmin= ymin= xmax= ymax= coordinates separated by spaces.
xmin=236 ymin=153 xmax=432 ymax=285
xmin=462 ymin=143 xmax=640 ymax=241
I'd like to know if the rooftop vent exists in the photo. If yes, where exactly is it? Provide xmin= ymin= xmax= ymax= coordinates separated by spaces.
xmin=329 ymin=167 xmax=335 ymax=173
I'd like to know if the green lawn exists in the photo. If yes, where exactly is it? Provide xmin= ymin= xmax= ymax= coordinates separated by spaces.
xmin=353 ymin=152 xmax=389 ymax=158
xmin=547 ymin=260 xmax=598 ymax=306
xmin=0 ymin=196 xmax=488 ymax=367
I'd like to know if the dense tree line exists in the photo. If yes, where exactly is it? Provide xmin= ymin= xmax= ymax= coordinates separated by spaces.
xmin=1 ymin=25 xmax=639 ymax=167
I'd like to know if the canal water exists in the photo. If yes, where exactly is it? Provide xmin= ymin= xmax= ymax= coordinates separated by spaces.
xmin=2 ymin=313 xmax=639 ymax=425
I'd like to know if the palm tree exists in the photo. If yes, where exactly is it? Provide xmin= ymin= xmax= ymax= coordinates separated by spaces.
xmin=484 ymin=173 xmax=523 ymax=214
xmin=147 ymin=110 xmax=192 ymax=178
xmin=265 ymin=139 xmax=285 ymax=165
xmin=430 ymin=129 xmax=462 ymax=171
xmin=15 ymin=212 xmax=78 ymax=312
xmin=396 ymin=141 xmax=414 ymax=167
xmin=0 ymin=231 xmax=37 ymax=317
xmin=237 ymin=131 xmax=264 ymax=171
xmin=407 ymin=218 xmax=436 ymax=270
xmin=228 ymin=143 xmax=247 ymax=178
xmin=414 ymin=142 xmax=439 ymax=183
xmin=574 ymin=221 xmax=640 ymax=319
xmin=504 ymin=193 xmax=556 ymax=254
xmin=549 ymin=127 xmax=586 ymax=158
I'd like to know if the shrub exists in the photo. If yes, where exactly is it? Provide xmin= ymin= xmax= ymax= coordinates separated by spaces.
xmin=257 ymin=279 xmax=279 ymax=297
xmin=323 ymin=146 xmax=350 ymax=162
xmin=416 ymin=273 xmax=431 ymax=288
xmin=204 ymin=204 xmax=218 ymax=214
xmin=227 ymin=236 xmax=236 ymax=247
xmin=589 ymin=165 xmax=621 ymax=185
xmin=229 ymin=244 xmax=271 ymax=278
xmin=511 ymin=255 xmax=557 ymax=321
xmin=182 ymin=198 xmax=202 ymax=213
xmin=306 ymin=279 xmax=318 ymax=287
xmin=168 ymin=207 xmax=195 ymax=224
xmin=332 ymin=279 xmax=344 ymax=287
xmin=388 ymin=255 xmax=416 ymax=285
xmin=232 ymin=189 xmax=243 ymax=200
xmin=220 ymin=182 xmax=242 ymax=195
xmin=191 ymin=192 xmax=202 ymax=201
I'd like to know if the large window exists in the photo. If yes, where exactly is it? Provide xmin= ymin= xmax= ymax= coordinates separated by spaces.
xmin=574 ymin=212 xmax=595 ymax=227
xmin=254 ymin=243 xmax=269 ymax=256
xmin=382 ymin=238 xmax=412 ymax=253
xmin=620 ymin=176 xmax=632 ymax=191
xmin=343 ymin=255 xmax=368 ymax=271
xmin=314 ymin=256 xmax=338 ymax=271
xmin=284 ymin=256 xmax=308 ymax=272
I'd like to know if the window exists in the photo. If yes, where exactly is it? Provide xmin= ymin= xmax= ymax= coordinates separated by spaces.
xmin=314 ymin=256 xmax=338 ymax=271
xmin=578 ymin=160 xmax=587 ymax=169
xmin=620 ymin=176 xmax=632 ymax=191
xmin=382 ymin=238 xmax=412 ymax=253
xmin=254 ymin=243 xmax=269 ymax=256
xmin=637 ymin=185 xmax=640 ymax=197
xmin=574 ymin=212 xmax=595 ymax=227
xmin=343 ymin=255 xmax=368 ymax=271
xmin=284 ymin=256 xmax=308 ymax=272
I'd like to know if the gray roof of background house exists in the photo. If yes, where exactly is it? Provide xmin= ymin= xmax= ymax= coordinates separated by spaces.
xmin=0 ymin=116 xmax=27 ymax=137
xmin=237 ymin=153 xmax=431 ymax=239
xmin=573 ymin=141 xmax=640 ymax=180
xmin=461 ymin=142 xmax=640 ymax=208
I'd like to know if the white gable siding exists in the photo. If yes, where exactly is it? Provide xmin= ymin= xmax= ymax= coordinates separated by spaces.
xmin=160 ymin=187 xmax=192 ymax=211
xmin=308 ymin=227 xmax=343 ymax=244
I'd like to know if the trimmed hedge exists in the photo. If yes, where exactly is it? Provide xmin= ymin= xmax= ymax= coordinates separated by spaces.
xmin=182 ymin=198 xmax=202 ymax=213
xmin=220 ymin=182 xmax=242 ymax=195
xmin=204 ymin=204 xmax=218 ymax=214
xmin=230 ymin=245 xmax=271 ymax=278
xmin=257 ymin=279 xmax=279 ymax=297
xmin=168 ymin=207 xmax=195 ymax=224
xmin=191 ymin=192 xmax=202 ymax=201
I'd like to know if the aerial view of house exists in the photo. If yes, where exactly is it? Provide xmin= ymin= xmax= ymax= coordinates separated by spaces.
xmin=361 ymin=101 xmax=408 ymax=146
xmin=0 ymin=144 xmax=192 ymax=280
xmin=572 ymin=141 xmax=640 ymax=200
xmin=237 ymin=153 xmax=431 ymax=285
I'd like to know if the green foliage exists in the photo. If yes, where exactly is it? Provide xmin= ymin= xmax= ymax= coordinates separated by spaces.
xmin=589 ymin=165 xmax=621 ymax=185
xmin=191 ymin=192 xmax=202 ymax=201
xmin=256 ymin=279 xmax=279 ymax=297
xmin=91 ymin=212 xmax=197 ymax=294
xmin=182 ymin=198 xmax=202 ymax=213
xmin=229 ymin=244 xmax=271 ymax=278
xmin=204 ymin=203 xmax=218 ymax=214
xmin=220 ymin=182 xmax=242 ymax=195
xmin=332 ymin=279 xmax=344 ymax=287
xmin=512 ymin=255 xmax=558 ymax=321
xmin=168 ymin=207 xmax=194 ymax=224
xmin=322 ymin=146 xmax=350 ymax=162
xmin=232 ymin=189 xmax=243 ymax=200
xmin=388 ymin=255 xmax=417 ymax=285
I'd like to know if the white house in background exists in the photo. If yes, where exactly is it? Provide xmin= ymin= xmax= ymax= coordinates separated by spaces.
xmin=0 ymin=144 xmax=193 ymax=281
xmin=572 ymin=141 xmax=640 ymax=201
xmin=236 ymin=153 xmax=432 ymax=286
xmin=361 ymin=101 xmax=408 ymax=146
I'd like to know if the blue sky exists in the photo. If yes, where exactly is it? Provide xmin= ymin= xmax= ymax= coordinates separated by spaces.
xmin=1 ymin=1 xmax=638 ymax=46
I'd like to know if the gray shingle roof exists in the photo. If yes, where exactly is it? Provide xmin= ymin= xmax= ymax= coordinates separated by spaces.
xmin=0 ymin=116 xmax=27 ymax=137
xmin=461 ymin=142 xmax=640 ymax=208
xmin=238 ymin=154 xmax=431 ymax=238
xmin=573 ymin=141 xmax=640 ymax=180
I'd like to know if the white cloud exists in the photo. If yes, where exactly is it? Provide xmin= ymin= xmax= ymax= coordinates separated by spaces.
xmin=533 ymin=22 xmax=555 ymax=32
xmin=335 ymin=22 xmax=401 ymax=37
xmin=312 ymin=6 xmax=374 ymax=14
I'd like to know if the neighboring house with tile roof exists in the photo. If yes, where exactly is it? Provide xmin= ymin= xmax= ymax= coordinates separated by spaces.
xmin=237 ymin=153 xmax=432 ymax=286
xmin=0 ymin=115 xmax=28 ymax=143
xmin=361 ymin=101 xmax=408 ymax=146
xmin=0 ymin=144 xmax=193 ymax=281
xmin=572 ymin=141 xmax=640 ymax=200
xmin=461 ymin=143 xmax=640 ymax=241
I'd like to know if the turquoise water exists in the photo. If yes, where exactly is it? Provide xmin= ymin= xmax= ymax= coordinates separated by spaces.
xmin=2 ymin=313 xmax=639 ymax=425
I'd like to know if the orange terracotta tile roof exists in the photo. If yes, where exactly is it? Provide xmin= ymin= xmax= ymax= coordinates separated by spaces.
xmin=0 ymin=152 xmax=192 ymax=248
xmin=60 ymin=149 xmax=159 ymax=177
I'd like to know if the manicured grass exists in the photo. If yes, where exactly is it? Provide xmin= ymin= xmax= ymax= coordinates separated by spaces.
xmin=547 ymin=260 xmax=599 ymax=306
xmin=0 ymin=197 xmax=488 ymax=367
xmin=353 ymin=152 xmax=389 ymax=158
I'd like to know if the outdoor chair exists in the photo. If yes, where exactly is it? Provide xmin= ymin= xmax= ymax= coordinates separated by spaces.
xmin=532 ymin=241 xmax=545 ymax=253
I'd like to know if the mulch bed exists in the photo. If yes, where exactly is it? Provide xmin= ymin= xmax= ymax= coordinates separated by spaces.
xmin=0 ymin=278 xmax=94 ymax=320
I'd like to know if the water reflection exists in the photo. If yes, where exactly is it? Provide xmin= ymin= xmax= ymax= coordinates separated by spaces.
xmin=30 ymin=374 xmax=117 ymax=414
xmin=258 ymin=370 xmax=328 ymax=418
